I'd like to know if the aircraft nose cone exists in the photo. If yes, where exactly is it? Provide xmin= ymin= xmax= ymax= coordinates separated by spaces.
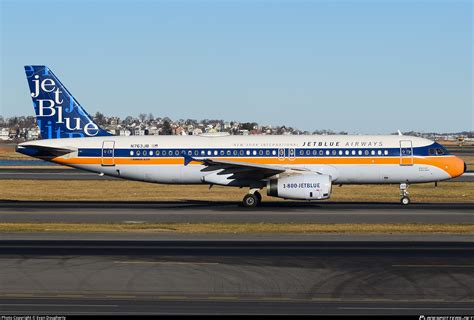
xmin=444 ymin=157 xmax=466 ymax=178
xmin=452 ymin=157 xmax=466 ymax=178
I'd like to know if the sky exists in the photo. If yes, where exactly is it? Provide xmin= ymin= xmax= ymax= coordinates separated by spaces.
xmin=0 ymin=0 xmax=472 ymax=134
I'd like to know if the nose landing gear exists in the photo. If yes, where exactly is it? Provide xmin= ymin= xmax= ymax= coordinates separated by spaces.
xmin=400 ymin=183 xmax=410 ymax=205
xmin=242 ymin=189 xmax=262 ymax=208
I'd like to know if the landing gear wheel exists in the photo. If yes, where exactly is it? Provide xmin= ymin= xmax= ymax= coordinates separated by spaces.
xmin=243 ymin=194 xmax=258 ymax=208
xmin=399 ymin=183 xmax=410 ymax=205
xmin=254 ymin=191 xmax=262 ymax=204
xmin=401 ymin=196 xmax=410 ymax=205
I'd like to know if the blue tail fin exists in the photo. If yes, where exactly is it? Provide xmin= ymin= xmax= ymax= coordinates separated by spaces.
xmin=24 ymin=65 xmax=112 ymax=139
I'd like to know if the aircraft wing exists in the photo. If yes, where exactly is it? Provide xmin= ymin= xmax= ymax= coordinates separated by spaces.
xmin=183 ymin=154 xmax=286 ymax=180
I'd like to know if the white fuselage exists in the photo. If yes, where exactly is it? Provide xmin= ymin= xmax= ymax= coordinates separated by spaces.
xmin=20 ymin=134 xmax=465 ymax=186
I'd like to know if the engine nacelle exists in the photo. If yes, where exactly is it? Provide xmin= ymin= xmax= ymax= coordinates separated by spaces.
xmin=267 ymin=173 xmax=332 ymax=200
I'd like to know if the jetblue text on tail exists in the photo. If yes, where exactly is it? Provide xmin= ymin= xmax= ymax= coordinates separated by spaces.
xmin=24 ymin=65 xmax=110 ymax=139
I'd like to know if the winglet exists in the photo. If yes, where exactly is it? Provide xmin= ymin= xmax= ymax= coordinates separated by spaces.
xmin=397 ymin=130 xmax=403 ymax=136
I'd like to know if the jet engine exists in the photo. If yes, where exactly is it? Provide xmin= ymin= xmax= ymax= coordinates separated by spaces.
xmin=267 ymin=173 xmax=332 ymax=200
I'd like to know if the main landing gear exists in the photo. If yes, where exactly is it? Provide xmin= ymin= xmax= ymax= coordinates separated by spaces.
xmin=400 ymin=183 xmax=410 ymax=205
xmin=242 ymin=189 xmax=262 ymax=208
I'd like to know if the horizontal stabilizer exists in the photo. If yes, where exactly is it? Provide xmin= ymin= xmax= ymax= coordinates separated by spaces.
xmin=16 ymin=144 xmax=75 ymax=158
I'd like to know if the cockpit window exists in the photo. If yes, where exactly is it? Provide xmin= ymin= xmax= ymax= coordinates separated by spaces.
xmin=429 ymin=143 xmax=450 ymax=156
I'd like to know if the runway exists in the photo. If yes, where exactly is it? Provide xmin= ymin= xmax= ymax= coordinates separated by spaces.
xmin=1 ymin=200 xmax=473 ymax=223
xmin=446 ymin=146 xmax=474 ymax=156
xmin=1 ymin=168 xmax=473 ymax=181
xmin=1 ymin=240 xmax=473 ymax=315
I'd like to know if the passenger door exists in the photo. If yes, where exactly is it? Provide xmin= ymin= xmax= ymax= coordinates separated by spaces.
xmin=101 ymin=141 xmax=115 ymax=166
xmin=399 ymin=140 xmax=413 ymax=166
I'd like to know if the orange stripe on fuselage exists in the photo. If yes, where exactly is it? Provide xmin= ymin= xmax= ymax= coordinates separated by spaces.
xmin=52 ymin=156 xmax=465 ymax=178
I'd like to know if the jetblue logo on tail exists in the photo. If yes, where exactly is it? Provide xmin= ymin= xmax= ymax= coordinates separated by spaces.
xmin=24 ymin=65 xmax=111 ymax=139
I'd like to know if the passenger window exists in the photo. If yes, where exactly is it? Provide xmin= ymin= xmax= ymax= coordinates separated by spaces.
xmin=436 ymin=148 xmax=444 ymax=155
xmin=338 ymin=150 xmax=343 ymax=155
xmin=156 ymin=150 xmax=161 ymax=156
xmin=313 ymin=150 xmax=317 ymax=155
xmin=175 ymin=150 xmax=179 ymax=156
xmin=201 ymin=150 xmax=205 ymax=155
xmin=137 ymin=150 xmax=141 ymax=156
xmin=371 ymin=150 xmax=375 ymax=155
xmin=272 ymin=150 xmax=276 ymax=156
xmin=299 ymin=150 xmax=304 ymax=155
xmin=246 ymin=150 xmax=250 ymax=155
xmin=240 ymin=150 xmax=244 ymax=156
xmin=358 ymin=150 xmax=362 ymax=156
xmin=233 ymin=150 xmax=237 ymax=156
xmin=384 ymin=150 xmax=388 ymax=155
xmin=306 ymin=150 xmax=311 ymax=156
xmin=377 ymin=150 xmax=382 ymax=155
xmin=345 ymin=150 xmax=349 ymax=155
xmin=207 ymin=151 xmax=211 ymax=156
xmin=351 ymin=150 xmax=356 ymax=155
xmin=194 ymin=150 xmax=198 ymax=156
xmin=266 ymin=150 xmax=270 ymax=156
xmin=259 ymin=150 xmax=263 ymax=156
xmin=130 ymin=150 xmax=134 ymax=156
xmin=319 ymin=150 xmax=323 ymax=155
xmin=332 ymin=150 xmax=337 ymax=155
xmin=214 ymin=150 xmax=218 ymax=156
xmin=364 ymin=150 xmax=369 ymax=155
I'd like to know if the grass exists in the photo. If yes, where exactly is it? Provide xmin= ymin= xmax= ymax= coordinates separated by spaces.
xmin=0 ymin=144 xmax=30 ymax=160
xmin=0 ymin=222 xmax=473 ymax=233
xmin=1 ymin=180 xmax=473 ymax=203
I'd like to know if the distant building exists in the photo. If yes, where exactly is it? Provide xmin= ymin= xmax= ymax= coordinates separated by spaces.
xmin=1 ymin=113 xmax=472 ymax=141
xmin=0 ymin=128 xmax=10 ymax=141
xmin=119 ymin=129 xmax=132 ymax=136
xmin=192 ymin=128 xmax=203 ymax=135
xmin=134 ymin=128 xmax=145 ymax=136
xmin=26 ymin=127 xmax=40 ymax=140
xmin=238 ymin=129 xmax=249 ymax=135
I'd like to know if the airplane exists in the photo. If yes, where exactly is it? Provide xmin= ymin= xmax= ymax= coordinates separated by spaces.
xmin=17 ymin=65 xmax=466 ymax=207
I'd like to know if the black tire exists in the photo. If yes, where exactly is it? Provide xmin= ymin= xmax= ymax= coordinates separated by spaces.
xmin=254 ymin=191 xmax=262 ymax=203
xmin=400 ymin=196 xmax=410 ymax=205
xmin=243 ymin=194 xmax=258 ymax=208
